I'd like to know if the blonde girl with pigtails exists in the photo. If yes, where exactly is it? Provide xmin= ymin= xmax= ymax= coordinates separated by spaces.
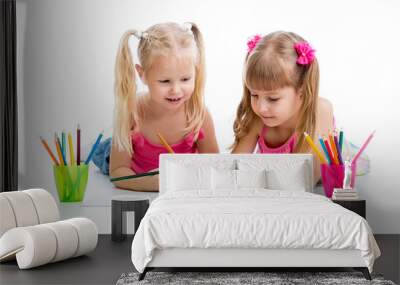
xmin=231 ymin=31 xmax=335 ymax=183
xmin=110 ymin=22 xmax=219 ymax=192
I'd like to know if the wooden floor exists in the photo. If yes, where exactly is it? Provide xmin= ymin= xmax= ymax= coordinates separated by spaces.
xmin=0 ymin=235 xmax=398 ymax=285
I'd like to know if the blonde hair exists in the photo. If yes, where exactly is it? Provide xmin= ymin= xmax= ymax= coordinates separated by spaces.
xmin=232 ymin=31 xmax=319 ymax=153
xmin=113 ymin=22 xmax=206 ymax=155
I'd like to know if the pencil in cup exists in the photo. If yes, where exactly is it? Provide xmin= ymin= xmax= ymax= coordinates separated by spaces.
xmin=40 ymin=136 xmax=59 ymax=165
xmin=323 ymin=138 xmax=337 ymax=165
xmin=77 ymin=124 xmax=81 ymax=165
xmin=328 ymin=134 xmax=339 ymax=165
xmin=68 ymin=132 xmax=76 ymax=165
xmin=338 ymin=129 xmax=344 ymax=153
xmin=84 ymin=132 xmax=103 ymax=165
xmin=61 ymin=131 xmax=66 ymax=163
xmin=303 ymin=132 xmax=327 ymax=164
xmin=333 ymin=135 xmax=343 ymax=165
xmin=55 ymin=134 xmax=66 ymax=165
xmin=318 ymin=137 xmax=331 ymax=165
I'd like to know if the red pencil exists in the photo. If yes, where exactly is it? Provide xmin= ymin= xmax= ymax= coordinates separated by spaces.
xmin=77 ymin=124 xmax=81 ymax=165
xmin=324 ymin=138 xmax=337 ymax=165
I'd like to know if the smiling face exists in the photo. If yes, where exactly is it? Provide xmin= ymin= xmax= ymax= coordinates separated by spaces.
xmin=249 ymin=86 xmax=302 ymax=128
xmin=136 ymin=50 xmax=196 ymax=111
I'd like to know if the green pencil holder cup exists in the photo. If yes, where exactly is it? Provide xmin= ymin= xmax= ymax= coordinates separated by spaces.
xmin=53 ymin=164 xmax=89 ymax=202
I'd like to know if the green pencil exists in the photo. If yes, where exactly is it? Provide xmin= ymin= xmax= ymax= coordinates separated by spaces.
xmin=110 ymin=171 xmax=159 ymax=182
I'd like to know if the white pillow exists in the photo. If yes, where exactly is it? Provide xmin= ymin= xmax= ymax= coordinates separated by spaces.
xmin=166 ymin=162 xmax=212 ymax=192
xmin=266 ymin=162 xmax=307 ymax=191
xmin=236 ymin=169 xmax=267 ymax=189
xmin=211 ymin=168 xmax=237 ymax=190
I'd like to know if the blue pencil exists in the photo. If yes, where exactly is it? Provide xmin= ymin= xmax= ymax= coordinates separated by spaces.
xmin=319 ymin=137 xmax=331 ymax=165
xmin=85 ymin=132 xmax=103 ymax=164
xmin=57 ymin=136 xmax=67 ymax=166
xmin=61 ymin=131 xmax=66 ymax=163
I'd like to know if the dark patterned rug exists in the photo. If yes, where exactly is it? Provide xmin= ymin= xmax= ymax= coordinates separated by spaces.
xmin=116 ymin=271 xmax=396 ymax=285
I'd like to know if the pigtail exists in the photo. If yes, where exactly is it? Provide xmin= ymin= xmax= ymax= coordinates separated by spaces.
xmin=294 ymin=58 xmax=319 ymax=153
xmin=113 ymin=30 xmax=139 ymax=155
xmin=185 ymin=22 xmax=206 ymax=134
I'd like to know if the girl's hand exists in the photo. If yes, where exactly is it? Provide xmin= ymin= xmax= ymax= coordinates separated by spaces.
xmin=231 ymin=119 xmax=262 ymax=153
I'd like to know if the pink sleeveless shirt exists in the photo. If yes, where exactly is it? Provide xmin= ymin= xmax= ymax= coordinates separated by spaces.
xmin=257 ymin=126 xmax=297 ymax=154
xmin=130 ymin=129 xmax=205 ymax=174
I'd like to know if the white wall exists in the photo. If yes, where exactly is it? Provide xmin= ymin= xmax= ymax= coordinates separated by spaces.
xmin=17 ymin=0 xmax=400 ymax=233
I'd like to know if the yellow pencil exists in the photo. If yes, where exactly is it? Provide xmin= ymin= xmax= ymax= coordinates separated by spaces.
xmin=68 ymin=132 xmax=76 ymax=165
xmin=156 ymin=133 xmax=174 ymax=154
xmin=328 ymin=134 xmax=339 ymax=165
xmin=303 ymin=132 xmax=327 ymax=164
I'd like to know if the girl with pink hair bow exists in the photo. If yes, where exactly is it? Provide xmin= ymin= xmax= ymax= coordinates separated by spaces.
xmin=232 ymin=31 xmax=335 ymax=183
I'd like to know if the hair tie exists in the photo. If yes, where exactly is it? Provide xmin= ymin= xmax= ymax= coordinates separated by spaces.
xmin=182 ymin=22 xmax=192 ymax=32
xmin=133 ymin=30 xmax=148 ymax=40
xmin=294 ymin=41 xmax=315 ymax=65
xmin=247 ymin=34 xmax=262 ymax=53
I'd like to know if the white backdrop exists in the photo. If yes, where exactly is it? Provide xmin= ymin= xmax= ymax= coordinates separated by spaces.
xmin=16 ymin=0 xmax=400 ymax=233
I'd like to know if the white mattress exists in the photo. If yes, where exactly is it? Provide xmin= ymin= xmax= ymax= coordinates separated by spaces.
xmin=131 ymin=190 xmax=380 ymax=273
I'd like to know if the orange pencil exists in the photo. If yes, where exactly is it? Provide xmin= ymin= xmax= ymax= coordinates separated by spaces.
xmin=328 ymin=134 xmax=339 ymax=165
xmin=156 ymin=133 xmax=174 ymax=154
xmin=40 ymin=137 xmax=59 ymax=165
xmin=55 ymin=134 xmax=66 ymax=165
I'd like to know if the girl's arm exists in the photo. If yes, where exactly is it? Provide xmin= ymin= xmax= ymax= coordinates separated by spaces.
xmin=231 ymin=119 xmax=262 ymax=153
xmin=313 ymin=97 xmax=335 ymax=184
xmin=109 ymin=141 xmax=158 ymax=192
xmin=196 ymin=109 xmax=219 ymax=153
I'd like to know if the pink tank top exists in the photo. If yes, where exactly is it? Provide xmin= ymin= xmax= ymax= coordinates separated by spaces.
xmin=257 ymin=126 xmax=297 ymax=154
xmin=130 ymin=129 xmax=205 ymax=174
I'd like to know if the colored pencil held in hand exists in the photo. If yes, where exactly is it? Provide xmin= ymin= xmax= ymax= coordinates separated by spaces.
xmin=110 ymin=132 xmax=173 ymax=182
xmin=110 ymin=171 xmax=159 ymax=182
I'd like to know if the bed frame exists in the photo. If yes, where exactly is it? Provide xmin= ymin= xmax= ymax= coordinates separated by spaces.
xmin=138 ymin=154 xmax=372 ymax=281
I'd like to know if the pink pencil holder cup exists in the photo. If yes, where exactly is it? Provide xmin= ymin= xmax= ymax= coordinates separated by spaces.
xmin=350 ymin=162 xmax=357 ymax=188
xmin=320 ymin=164 xmax=345 ymax=198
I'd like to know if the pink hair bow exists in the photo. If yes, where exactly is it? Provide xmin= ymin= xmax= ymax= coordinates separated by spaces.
xmin=247 ymin=34 xmax=262 ymax=53
xmin=294 ymin=41 xmax=315 ymax=65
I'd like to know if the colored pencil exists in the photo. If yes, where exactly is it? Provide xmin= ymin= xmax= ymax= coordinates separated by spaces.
xmin=157 ymin=133 xmax=174 ymax=153
xmin=85 ymin=132 xmax=103 ymax=164
xmin=110 ymin=171 xmax=159 ymax=182
xmin=338 ymin=129 xmax=344 ymax=153
xmin=77 ymin=124 xmax=81 ymax=165
xmin=58 ymin=136 xmax=67 ymax=165
xmin=61 ymin=131 xmax=66 ymax=162
xmin=328 ymin=134 xmax=339 ymax=165
xmin=323 ymin=138 xmax=337 ymax=165
xmin=68 ymin=132 xmax=76 ymax=165
xmin=40 ymin=136 xmax=59 ymax=165
xmin=303 ymin=132 xmax=327 ymax=164
xmin=334 ymin=135 xmax=343 ymax=165
xmin=318 ymin=137 xmax=331 ymax=165
xmin=352 ymin=130 xmax=376 ymax=164
xmin=55 ymin=134 xmax=66 ymax=165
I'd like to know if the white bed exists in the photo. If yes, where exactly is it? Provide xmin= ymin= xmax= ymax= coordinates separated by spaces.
xmin=131 ymin=154 xmax=380 ymax=280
